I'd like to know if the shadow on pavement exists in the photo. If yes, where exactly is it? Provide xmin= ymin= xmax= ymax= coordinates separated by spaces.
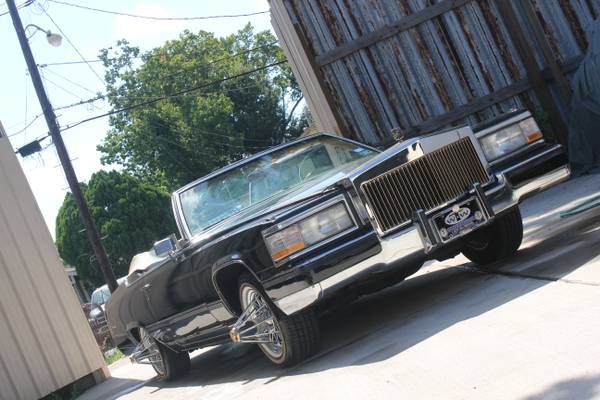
xmin=138 ymin=207 xmax=600 ymax=393
xmin=77 ymin=377 xmax=153 ymax=400
xmin=521 ymin=374 xmax=600 ymax=400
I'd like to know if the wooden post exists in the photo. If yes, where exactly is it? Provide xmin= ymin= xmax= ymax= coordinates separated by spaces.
xmin=519 ymin=0 xmax=572 ymax=107
xmin=495 ymin=0 xmax=569 ymax=147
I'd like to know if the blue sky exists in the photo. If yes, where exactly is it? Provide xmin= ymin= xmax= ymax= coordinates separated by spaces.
xmin=0 ymin=0 xmax=273 ymax=237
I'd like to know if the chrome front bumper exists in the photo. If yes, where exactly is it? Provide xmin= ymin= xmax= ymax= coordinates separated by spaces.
xmin=274 ymin=165 xmax=570 ymax=316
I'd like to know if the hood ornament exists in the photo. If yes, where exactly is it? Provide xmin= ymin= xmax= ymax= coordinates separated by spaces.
xmin=390 ymin=127 xmax=404 ymax=143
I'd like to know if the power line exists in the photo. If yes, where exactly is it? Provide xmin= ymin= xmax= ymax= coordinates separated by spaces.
xmin=155 ymin=40 xmax=281 ymax=83
xmin=23 ymin=70 xmax=29 ymax=143
xmin=40 ymin=73 xmax=105 ymax=113
xmin=41 ymin=8 xmax=105 ymax=85
xmin=53 ymin=95 xmax=104 ymax=111
xmin=40 ymin=59 xmax=105 ymax=66
xmin=40 ymin=71 xmax=85 ymax=101
xmin=153 ymin=131 xmax=263 ymax=157
xmin=8 ymin=114 xmax=44 ymax=137
xmin=38 ymin=40 xmax=279 ymax=73
xmin=0 ymin=0 xmax=33 ymax=16
xmin=27 ymin=60 xmax=286 ymax=144
xmin=41 ymin=67 xmax=99 ymax=95
xmin=59 ymin=60 xmax=287 ymax=133
xmin=208 ymin=41 xmax=279 ymax=66
xmin=144 ymin=118 xmax=273 ymax=149
xmin=6 ymin=80 xmax=273 ymax=138
xmin=38 ymin=57 xmax=136 ymax=67
xmin=47 ymin=0 xmax=270 ymax=20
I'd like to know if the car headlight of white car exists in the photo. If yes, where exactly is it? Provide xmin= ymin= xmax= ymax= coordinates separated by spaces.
xmin=479 ymin=116 xmax=543 ymax=162
xmin=264 ymin=202 xmax=354 ymax=262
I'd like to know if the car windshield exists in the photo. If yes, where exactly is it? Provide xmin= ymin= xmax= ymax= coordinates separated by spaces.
xmin=179 ymin=136 xmax=377 ymax=236
xmin=90 ymin=277 xmax=126 ymax=305
xmin=91 ymin=286 xmax=110 ymax=306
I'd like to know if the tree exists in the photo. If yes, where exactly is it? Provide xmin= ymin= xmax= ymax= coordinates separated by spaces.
xmin=55 ymin=170 xmax=176 ymax=287
xmin=98 ymin=24 xmax=308 ymax=190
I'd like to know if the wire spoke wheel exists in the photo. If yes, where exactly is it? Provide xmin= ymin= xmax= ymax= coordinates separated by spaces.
xmin=240 ymin=284 xmax=285 ymax=361
xmin=139 ymin=329 xmax=166 ymax=376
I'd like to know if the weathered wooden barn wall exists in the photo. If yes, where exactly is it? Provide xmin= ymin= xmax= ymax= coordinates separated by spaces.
xmin=271 ymin=0 xmax=600 ymax=146
xmin=0 ymin=124 xmax=106 ymax=400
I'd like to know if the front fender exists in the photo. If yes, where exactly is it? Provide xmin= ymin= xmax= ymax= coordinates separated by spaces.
xmin=211 ymin=256 xmax=263 ymax=316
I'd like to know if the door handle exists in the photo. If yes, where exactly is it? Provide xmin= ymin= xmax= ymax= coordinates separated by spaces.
xmin=143 ymin=283 xmax=152 ymax=291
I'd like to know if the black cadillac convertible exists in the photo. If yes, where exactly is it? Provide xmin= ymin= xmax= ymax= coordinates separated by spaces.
xmin=106 ymin=112 xmax=569 ymax=380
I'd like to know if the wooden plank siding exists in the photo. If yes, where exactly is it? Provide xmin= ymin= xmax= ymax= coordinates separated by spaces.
xmin=270 ymin=0 xmax=600 ymax=146
xmin=0 ymin=125 xmax=106 ymax=400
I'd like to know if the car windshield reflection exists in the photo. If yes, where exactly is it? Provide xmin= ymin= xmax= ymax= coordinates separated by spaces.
xmin=179 ymin=136 xmax=377 ymax=236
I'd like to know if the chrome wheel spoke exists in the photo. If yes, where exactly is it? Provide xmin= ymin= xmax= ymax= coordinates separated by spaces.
xmin=131 ymin=331 xmax=165 ymax=375
xmin=231 ymin=286 xmax=285 ymax=358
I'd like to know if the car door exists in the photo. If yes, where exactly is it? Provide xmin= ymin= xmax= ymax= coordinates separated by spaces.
xmin=141 ymin=252 xmax=225 ymax=338
xmin=108 ymin=271 xmax=155 ymax=334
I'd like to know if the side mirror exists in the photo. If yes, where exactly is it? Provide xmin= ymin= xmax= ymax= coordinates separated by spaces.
xmin=153 ymin=234 xmax=176 ymax=257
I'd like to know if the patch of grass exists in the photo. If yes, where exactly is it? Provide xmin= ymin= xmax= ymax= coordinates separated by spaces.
xmin=104 ymin=348 xmax=124 ymax=365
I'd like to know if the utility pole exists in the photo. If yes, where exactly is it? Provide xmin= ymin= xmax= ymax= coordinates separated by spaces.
xmin=7 ymin=0 xmax=118 ymax=292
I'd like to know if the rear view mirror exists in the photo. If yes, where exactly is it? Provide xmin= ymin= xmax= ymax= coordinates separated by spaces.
xmin=153 ymin=234 xmax=176 ymax=257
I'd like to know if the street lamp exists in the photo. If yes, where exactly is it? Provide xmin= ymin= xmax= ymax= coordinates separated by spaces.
xmin=24 ymin=23 xmax=62 ymax=47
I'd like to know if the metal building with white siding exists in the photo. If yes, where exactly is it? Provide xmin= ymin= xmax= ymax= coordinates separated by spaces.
xmin=0 ymin=123 xmax=107 ymax=400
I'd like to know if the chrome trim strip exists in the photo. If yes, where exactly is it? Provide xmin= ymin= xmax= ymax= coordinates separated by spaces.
xmin=500 ymin=144 xmax=564 ymax=175
xmin=274 ymin=225 xmax=423 ymax=316
xmin=515 ymin=165 xmax=570 ymax=200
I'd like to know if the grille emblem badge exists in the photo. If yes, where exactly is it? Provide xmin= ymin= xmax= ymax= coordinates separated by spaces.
xmin=445 ymin=207 xmax=471 ymax=226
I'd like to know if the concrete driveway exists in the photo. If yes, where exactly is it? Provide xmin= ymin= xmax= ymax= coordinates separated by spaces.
xmin=80 ymin=174 xmax=600 ymax=400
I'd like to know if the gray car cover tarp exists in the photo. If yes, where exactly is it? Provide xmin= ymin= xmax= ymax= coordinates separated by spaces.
xmin=569 ymin=18 xmax=600 ymax=176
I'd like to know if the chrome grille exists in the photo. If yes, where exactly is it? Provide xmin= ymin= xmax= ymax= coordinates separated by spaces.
xmin=361 ymin=137 xmax=489 ymax=233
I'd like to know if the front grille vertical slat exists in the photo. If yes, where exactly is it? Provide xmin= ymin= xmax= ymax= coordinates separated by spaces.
xmin=382 ymin=174 xmax=406 ymax=223
xmin=368 ymin=185 xmax=389 ymax=229
xmin=428 ymin=152 xmax=449 ymax=201
xmin=390 ymin=171 xmax=412 ymax=220
xmin=424 ymin=157 xmax=444 ymax=205
xmin=415 ymin=160 xmax=435 ymax=209
xmin=397 ymin=167 xmax=419 ymax=215
xmin=441 ymin=146 xmax=463 ymax=196
xmin=361 ymin=137 xmax=489 ymax=233
xmin=456 ymin=144 xmax=476 ymax=190
xmin=371 ymin=179 xmax=395 ymax=228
